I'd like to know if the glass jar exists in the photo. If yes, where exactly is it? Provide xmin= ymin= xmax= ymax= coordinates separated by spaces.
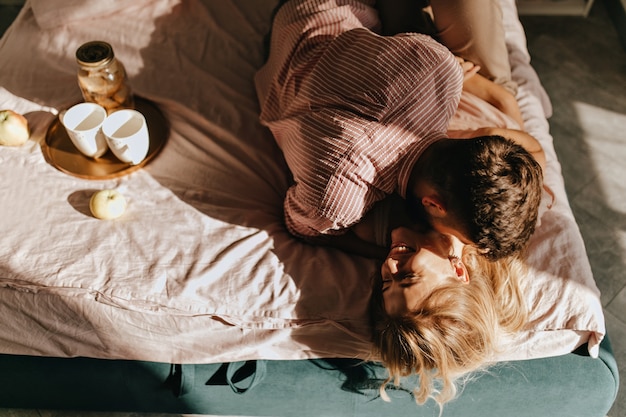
xmin=76 ymin=41 xmax=134 ymax=114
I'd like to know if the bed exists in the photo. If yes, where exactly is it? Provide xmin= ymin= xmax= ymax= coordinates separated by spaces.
xmin=0 ymin=0 xmax=618 ymax=416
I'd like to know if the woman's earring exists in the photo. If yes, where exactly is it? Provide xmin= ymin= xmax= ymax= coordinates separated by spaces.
xmin=450 ymin=256 xmax=470 ymax=283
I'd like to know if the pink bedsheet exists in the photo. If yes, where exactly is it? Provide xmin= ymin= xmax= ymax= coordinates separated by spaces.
xmin=0 ymin=0 xmax=604 ymax=363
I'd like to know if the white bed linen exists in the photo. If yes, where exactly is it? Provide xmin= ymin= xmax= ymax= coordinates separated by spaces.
xmin=0 ymin=0 xmax=604 ymax=364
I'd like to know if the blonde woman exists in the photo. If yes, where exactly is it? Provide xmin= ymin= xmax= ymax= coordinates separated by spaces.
xmin=352 ymin=193 xmax=528 ymax=407
xmin=372 ymin=228 xmax=528 ymax=407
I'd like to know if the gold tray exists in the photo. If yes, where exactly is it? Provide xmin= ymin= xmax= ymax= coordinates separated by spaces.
xmin=43 ymin=97 xmax=168 ymax=180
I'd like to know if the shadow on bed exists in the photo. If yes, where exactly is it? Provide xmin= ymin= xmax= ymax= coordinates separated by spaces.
xmin=133 ymin=0 xmax=378 ymax=353
xmin=135 ymin=1 xmax=292 ymax=227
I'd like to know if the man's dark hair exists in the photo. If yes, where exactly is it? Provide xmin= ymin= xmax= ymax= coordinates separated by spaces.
xmin=415 ymin=135 xmax=543 ymax=261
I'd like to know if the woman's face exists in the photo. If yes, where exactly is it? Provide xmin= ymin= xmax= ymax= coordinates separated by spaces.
xmin=381 ymin=226 xmax=468 ymax=316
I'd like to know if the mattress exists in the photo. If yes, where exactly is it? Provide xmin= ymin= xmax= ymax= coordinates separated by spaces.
xmin=0 ymin=0 xmax=605 ymax=366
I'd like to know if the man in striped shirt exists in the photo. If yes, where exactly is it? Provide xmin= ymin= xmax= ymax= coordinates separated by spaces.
xmin=255 ymin=0 xmax=543 ymax=261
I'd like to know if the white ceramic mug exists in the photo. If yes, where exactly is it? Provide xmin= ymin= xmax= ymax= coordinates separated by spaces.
xmin=61 ymin=102 xmax=108 ymax=158
xmin=102 ymin=109 xmax=150 ymax=165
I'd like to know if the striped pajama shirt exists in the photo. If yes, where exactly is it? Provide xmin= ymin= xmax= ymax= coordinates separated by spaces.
xmin=255 ymin=0 xmax=463 ymax=239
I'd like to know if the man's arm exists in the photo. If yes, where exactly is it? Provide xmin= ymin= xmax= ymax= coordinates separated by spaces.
xmin=462 ymin=72 xmax=524 ymax=129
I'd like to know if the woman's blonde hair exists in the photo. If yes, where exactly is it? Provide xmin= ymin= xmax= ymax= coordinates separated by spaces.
xmin=371 ymin=246 xmax=528 ymax=407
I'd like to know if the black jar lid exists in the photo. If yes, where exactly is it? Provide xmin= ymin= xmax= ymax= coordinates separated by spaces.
xmin=76 ymin=41 xmax=114 ymax=67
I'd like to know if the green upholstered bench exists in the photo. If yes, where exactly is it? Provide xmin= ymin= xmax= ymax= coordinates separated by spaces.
xmin=0 ymin=336 xmax=617 ymax=417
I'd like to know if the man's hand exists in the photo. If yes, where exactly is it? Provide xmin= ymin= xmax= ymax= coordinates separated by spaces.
xmin=456 ymin=57 xmax=480 ymax=81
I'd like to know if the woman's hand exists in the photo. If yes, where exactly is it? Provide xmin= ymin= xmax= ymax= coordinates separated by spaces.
xmin=462 ymin=71 xmax=525 ymax=129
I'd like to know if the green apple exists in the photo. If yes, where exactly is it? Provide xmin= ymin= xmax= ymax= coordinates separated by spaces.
xmin=89 ymin=189 xmax=127 ymax=220
xmin=0 ymin=109 xmax=30 ymax=146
